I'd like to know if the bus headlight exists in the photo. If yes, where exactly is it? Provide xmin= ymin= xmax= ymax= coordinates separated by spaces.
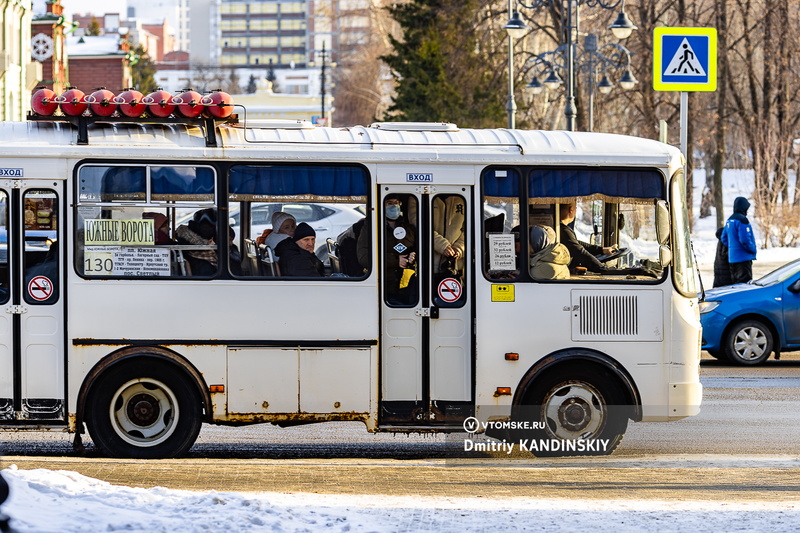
xmin=699 ymin=300 xmax=720 ymax=314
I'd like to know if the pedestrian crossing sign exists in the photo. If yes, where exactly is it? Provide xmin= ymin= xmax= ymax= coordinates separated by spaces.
xmin=653 ymin=27 xmax=717 ymax=91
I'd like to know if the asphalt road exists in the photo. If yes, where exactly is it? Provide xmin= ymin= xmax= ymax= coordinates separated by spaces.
xmin=2 ymin=353 xmax=800 ymax=502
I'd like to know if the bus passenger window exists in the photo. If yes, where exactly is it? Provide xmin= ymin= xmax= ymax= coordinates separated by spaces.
xmin=528 ymin=168 xmax=667 ymax=282
xmin=0 ymin=193 xmax=8 ymax=304
xmin=432 ymin=194 xmax=467 ymax=307
xmin=75 ymin=164 xmax=219 ymax=279
xmin=23 ymin=190 xmax=59 ymax=304
xmin=482 ymin=168 xmax=520 ymax=280
xmin=382 ymin=194 xmax=417 ymax=306
xmin=227 ymin=164 xmax=369 ymax=279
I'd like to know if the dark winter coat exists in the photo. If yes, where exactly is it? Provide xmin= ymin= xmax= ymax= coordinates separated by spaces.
xmin=713 ymin=227 xmax=733 ymax=287
xmin=560 ymin=223 xmax=606 ymax=273
xmin=276 ymin=238 xmax=324 ymax=277
xmin=721 ymin=197 xmax=757 ymax=264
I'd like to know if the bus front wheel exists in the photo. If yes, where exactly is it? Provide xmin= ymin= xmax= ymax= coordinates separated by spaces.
xmin=516 ymin=366 xmax=629 ymax=457
xmin=86 ymin=361 xmax=202 ymax=459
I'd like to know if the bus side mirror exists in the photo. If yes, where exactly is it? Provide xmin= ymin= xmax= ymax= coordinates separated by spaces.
xmin=659 ymin=245 xmax=672 ymax=267
xmin=656 ymin=200 xmax=670 ymax=246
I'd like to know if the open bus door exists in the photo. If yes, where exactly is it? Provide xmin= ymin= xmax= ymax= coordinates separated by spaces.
xmin=0 ymin=184 xmax=64 ymax=423
xmin=379 ymin=186 xmax=472 ymax=426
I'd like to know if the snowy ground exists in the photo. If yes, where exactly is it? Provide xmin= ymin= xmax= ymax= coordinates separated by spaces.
xmin=3 ymin=464 xmax=800 ymax=533
xmin=2 ymin=168 xmax=800 ymax=532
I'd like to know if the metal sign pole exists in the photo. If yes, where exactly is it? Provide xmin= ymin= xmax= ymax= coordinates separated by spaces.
xmin=680 ymin=91 xmax=688 ymax=163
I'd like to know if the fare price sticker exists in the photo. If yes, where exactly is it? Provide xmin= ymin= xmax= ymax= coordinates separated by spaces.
xmin=84 ymin=246 xmax=171 ymax=276
xmin=488 ymin=233 xmax=516 ymax=270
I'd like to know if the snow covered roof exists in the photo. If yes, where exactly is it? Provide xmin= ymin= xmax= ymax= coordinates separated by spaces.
xmin=66 ymin=35 xmax=124 ymax=56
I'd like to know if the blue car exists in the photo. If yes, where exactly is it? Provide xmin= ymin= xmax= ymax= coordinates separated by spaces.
xmin=700 ymin=258 xmax=800 ymax=365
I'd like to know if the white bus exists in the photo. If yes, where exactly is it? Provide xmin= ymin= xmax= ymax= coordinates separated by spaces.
xmin=0 ymin=117 xmax=701 ymax=458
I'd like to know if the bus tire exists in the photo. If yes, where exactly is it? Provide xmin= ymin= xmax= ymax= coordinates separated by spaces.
xmin=86 ymin=360 xmax=202 ymax=459
xmin=515 ymin=366 xmax=629 ymax=457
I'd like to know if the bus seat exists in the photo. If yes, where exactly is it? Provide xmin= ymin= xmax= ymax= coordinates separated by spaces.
xmin=244 ymin=238 xmax=261 ymax=275
xmin=260 ymin=244 xmax=280 ymax=276
xmin=326 ymin=238 xmax=341 ymax=274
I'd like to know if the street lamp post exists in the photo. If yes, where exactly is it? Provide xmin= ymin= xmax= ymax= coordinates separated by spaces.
xmin=503 ymin=3 xmax=530 ymax=128
xmin=524 ymin=35 xmax=637 ymax=131
xmin=505 ymin=0 xmax=637 ymax=131
xmin=310 ymin=42 xmax=335 ymax=126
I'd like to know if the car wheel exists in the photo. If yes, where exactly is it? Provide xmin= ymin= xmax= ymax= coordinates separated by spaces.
xmin=723 ymin=319 xmax=773 ymax=365
xmin=514 ymin=366 xmax=629 ymax=457
xmin=86 ymin=360 xmax=202 ymax=458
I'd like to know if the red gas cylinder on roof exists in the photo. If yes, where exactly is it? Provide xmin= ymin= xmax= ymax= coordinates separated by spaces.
xmin=114 ymin=88 xmax=146 ymax=118
xmin=173 ymin=88 xmax=203 ymax=118
xmin=31 ymin=87 xmax=58 ymax=116
xmin=56 ymin=87 xmax=88 ymax=116
xmin=143 ymin=89 xmax=175 ymax=118
xmin=86 ymin=88 xmax=117 ymax=117
xmin=201 ymin=90 xmax=234 ymax=119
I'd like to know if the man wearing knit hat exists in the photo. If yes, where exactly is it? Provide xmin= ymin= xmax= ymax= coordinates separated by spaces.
xmin=275 ymin=222 xmax=324 ymax=276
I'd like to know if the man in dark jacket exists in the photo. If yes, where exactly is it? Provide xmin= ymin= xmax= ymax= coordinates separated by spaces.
xmin=559 ymin=201 xmax=615 ymax=273
xmin=276 ymin=222 xmax=324 ymax=277
xmin=721 ymin=196 xmax=757 ymax=284
xmin=713 ymin=227 xmax=733 ymax=287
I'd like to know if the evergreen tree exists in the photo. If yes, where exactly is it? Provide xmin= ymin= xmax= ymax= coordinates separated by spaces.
xmin=381 ymin=0 xmax=504 ymax=127
xmin=87 ymin=17 xmax=102 ymax=36
xmin=246 ymin=74 xmax=258 ymax=93
xmin=131 ymin=45 xmax=157 ymax=94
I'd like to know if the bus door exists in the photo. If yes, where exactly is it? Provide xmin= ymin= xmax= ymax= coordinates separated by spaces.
xmin=0 ymin=185 xmax=64 ymax=422
xmin=379 ymin=186 xmax=472 ymax=425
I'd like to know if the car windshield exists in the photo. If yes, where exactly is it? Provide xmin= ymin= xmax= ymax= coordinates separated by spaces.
xmin=753 ymin=258 xmax=800 ymax=286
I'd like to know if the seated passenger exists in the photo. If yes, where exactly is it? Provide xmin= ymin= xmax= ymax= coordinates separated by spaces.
xmin=529 ymin=226 xmax=570 ymax=280
xmin=337 ymin=218 xmax=366 ymax=277
xmin=275 ymin=222 xmax=323 ymax=277
xmin=559 ymin=201 xmax=614 ymax=274
xmin=143 ymin=212 xmax=172 ymax=244
xmin=257 ymin=212 xmax=297 ymax=262
xmin=176 ymin=208 xmax=218 ymax=276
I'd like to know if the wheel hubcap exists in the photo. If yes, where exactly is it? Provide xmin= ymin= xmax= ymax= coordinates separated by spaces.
xmin=734 ymin=327 xmax=767 ymax=360
xmin=109 ymin=378 xmax=179 ymax=447
xmin=127 ymin=393 xmax=160 ymax=426
xmin=543 ymin=382 xmax=606 ymax=440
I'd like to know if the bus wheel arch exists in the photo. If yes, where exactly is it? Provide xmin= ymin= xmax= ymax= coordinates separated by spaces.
xmin=77 ymin=347 xmax=210 ymax=458
xmin=511 ymin=350 xmax=641 ymax=456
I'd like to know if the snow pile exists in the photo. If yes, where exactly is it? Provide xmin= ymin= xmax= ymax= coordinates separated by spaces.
xmin=4 ymin=465 xmax=800 ymax=532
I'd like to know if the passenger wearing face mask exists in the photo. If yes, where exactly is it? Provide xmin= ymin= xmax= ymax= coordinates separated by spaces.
xmin=359 ymin=195 xmax=416 ymax=304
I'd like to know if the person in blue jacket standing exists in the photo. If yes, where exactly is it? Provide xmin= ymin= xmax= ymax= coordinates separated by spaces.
xmin=721 ymin=196 xmax=758 ymax=284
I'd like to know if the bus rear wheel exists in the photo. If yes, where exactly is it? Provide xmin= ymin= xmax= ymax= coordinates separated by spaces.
xmin=86 ymin=361 xmax=202 ymax=459
xmin=516 ymin=367 xmax=629 ymax=457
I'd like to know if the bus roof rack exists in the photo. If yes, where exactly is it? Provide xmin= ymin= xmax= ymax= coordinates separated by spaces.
xmin=369 ymin=122 xmax=459 ymax=132
xmin=230 ymin=119 xmax=316 ymax=130
xmin=26 ymin=113 xmax=238 ymax=147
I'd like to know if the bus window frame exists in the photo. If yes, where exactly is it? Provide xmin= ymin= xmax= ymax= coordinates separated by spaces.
xmin=226 ymin=161 xmax=372 ymax=282
xmin=73 ymin=161 xmax=221 ymax=281
xmin=481 ymin=164 xmax=670 ymax=285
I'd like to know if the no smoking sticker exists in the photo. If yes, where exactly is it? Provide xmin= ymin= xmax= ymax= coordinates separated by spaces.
xmin=437 ymin=277 xmax=462 ymax=303
xmin=28 ymin=275 xmax=53 ymax=301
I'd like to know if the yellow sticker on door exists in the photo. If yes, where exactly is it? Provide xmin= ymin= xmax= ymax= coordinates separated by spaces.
xmin=491 ymin=284 xmax=515 ymax=302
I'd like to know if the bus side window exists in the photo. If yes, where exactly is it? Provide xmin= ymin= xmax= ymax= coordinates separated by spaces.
xmin=482 ymin=168 xmax=520 ymax=280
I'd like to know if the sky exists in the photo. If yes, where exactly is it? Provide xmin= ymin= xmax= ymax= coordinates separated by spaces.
xmin=59 ymin=0 xmax=127 ymax=20
xmin=1 ymin=170 xmax=798 ymax=531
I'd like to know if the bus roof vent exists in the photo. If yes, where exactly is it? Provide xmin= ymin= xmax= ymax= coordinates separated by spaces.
xmin=232 ymin=119 xmax=316 ymax=130
xmin=369 ymin=122 xmax=459 ymax=132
